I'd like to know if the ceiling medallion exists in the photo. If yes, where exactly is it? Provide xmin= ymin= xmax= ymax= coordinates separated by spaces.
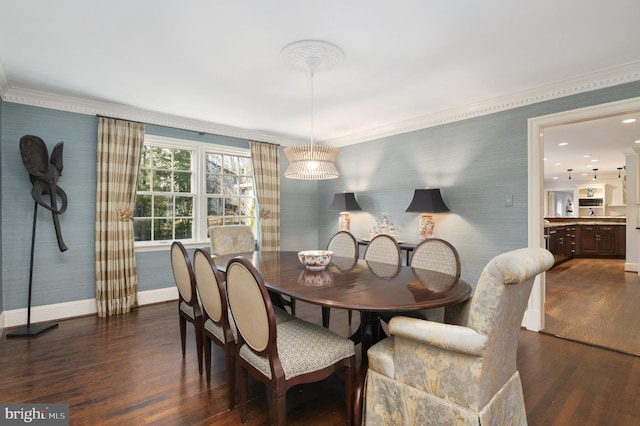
xmin=281 ymin=40 xmax=344 ymax=73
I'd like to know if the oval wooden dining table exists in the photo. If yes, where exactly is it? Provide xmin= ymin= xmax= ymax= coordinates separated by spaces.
xmin=212 ymin=250 xmax=472 ymax=423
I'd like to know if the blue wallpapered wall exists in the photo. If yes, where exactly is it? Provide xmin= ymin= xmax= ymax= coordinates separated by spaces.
xmin=2 ymin=81 xmax=640 ymax=311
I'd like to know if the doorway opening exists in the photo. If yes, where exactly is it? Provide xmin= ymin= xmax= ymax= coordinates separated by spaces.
xmin=526 ymin=96 xmax=640 ymax=332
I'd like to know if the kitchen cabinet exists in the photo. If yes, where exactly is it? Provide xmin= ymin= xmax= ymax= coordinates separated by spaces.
xmin=548 ymin=225 xmax=573 ymax=265
xmin=575 ymin=224 xmax=623 ymax=258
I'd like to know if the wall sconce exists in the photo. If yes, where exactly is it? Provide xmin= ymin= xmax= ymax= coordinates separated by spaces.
xmin=328 ymin=192 xmax=362 ymax=232
xmin=405 ymin=188 xmax=449 ymax=240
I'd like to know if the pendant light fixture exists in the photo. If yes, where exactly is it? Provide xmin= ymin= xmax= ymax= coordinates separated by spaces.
xmin=567 ymin=168 xmax=573 ymax=180
xmin=282 ymin=40 xmax=343 ymax=180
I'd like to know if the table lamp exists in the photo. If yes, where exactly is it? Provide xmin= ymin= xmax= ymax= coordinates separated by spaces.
xmin=328 ymin=192 xmax=362 ymax=232
xmin=405 ymin=188 xmax=449 ymax=239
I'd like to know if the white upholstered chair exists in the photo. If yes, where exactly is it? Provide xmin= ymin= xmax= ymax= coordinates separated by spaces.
xmin=322 ymin=231 xmax=359 ymax=327
xmin=362 ymin=247 xmax=554 ymax=425
xmin=226 ymin=256 xmax=356 ymax=425
xmin=170 ymin=241 xmax=203 ymax=374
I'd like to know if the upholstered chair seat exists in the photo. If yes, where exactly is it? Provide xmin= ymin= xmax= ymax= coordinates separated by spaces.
xmin=363 ymin=247 xmax=554 ymax=425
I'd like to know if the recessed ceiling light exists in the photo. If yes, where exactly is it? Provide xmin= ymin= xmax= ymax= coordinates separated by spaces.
xmin=583 ymin=154 xmax=591 ymax=158
xmin=554 ymin=162 xmax=561 ymax=166
xmin=591 ymin=159 xmax=599 ymax=162
xmin=635 ymin=140 xmax=640 ymax=144
xmin=623 ymin=118 xmax=636 ymax=124
xmin=587 ymin=165 xmax=593 ymax=168
xmin=558 ymin=142 xmax=568 ymax=146
xmin=553 ymin=176 xmax=558 ymax=180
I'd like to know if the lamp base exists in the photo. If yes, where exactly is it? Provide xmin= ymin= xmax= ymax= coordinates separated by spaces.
xmin=418 ymin=214 xmax=435 ymax=240
xmin=339 ymin=212 xmax=351 ymax=232
xmin=6 ymin=322 xmax=58 ymax=338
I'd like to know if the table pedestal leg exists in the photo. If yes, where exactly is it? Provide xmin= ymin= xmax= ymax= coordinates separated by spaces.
xmin=353 ymin=311 xmax=382 ymax=425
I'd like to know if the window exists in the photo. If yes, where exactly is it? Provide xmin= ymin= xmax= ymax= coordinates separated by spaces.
xmin=133 ymin=135 xmax=254 ymax=247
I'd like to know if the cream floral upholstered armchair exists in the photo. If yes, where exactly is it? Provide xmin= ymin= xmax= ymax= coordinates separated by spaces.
xmin=363 ymin=247 xmax=554 ymax=425
xmin=208 ymin=225 xmax=256 ymax=256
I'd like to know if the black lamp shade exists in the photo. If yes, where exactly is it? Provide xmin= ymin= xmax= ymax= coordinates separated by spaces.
xmin=405 ymin=188 xmax=449 ymax=213
xmin=329 ymin=192 xmax=362 ymax=211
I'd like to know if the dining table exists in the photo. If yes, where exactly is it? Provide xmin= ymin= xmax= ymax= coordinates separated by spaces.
xmin=212 ymin=250 xmax=472 ymax=423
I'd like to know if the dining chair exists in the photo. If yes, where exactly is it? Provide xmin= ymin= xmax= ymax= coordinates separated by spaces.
xmin=226 ymin=256 xmax=356 ymax=426
xmin=362 ymin=247 xmax=554 ymax=425
xmin=170 ymin=241 xmax=203 ymax=374
xmin=363 ymin=234 xmax=401 ymax=265
xmin=322 ymin=231 xmax=359 ymax=328
xmin=408 ymin=238 xmax=461 ymax=322
xmin=193 ymin=248 xmax=237 ymax=409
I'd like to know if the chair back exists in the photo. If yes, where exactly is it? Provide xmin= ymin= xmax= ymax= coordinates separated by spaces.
xmin=226 ymin=257 xmax=276 ymax=354
xmin=208 ymin=224 xmax=255 ymax=256
xmin=364 ymin=234 xmax=401 ymax=265
xmin=409 ymin=238 xmax=461 ymax=278
xmin=459 ymin=247 xmax=553 ymax=392
xmin=171 ymin=241 xmax=195 ymax=304
xmin=193 ymin=248 xmax=227 ymax=324
xmin=327 ymin=231 xmax=358 ymax=261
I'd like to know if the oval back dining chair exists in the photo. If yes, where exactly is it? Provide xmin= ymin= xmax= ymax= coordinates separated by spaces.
xmin=363 ymin=234 xmax=401 ymax=265
xmin=226 ymin=256 xmax=356 ymax=426
xmin=193 ymin=248 xmax=237 ymax=409
xmin=323 ymin=231 xmax=359 ymax=328
xmin=407 ymin=238 xmax=461 ymax=322
xmin=170 ymin=241 xmax=203 ymax=374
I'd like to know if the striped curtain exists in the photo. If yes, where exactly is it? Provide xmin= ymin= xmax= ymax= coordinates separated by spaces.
xmin=249 ymin=141 xmax=280 ymax=251
xmin=95 ymin=117 xmax=145 ymax=317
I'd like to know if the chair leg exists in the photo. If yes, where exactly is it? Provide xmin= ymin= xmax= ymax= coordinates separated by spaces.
xmin=195 ymin=321 xmax=203 ymax=375
xmin=179 ymin=316 xmax=187 ymax=357
xmin=348 ymin=310 xmax=353 ymax=326
xmin=225 ymin=344 xmax=236 ymax=410
xmin=322 ymin=307 xmax=331 ymax=328
xmin=204 ymin=336 xmax=212 ymax=383
xmin=239 ymin=366 xmax=248 ymax=424
xmin=273 ymin=390 xmax=287 ymax=426
xmin=289 ymin=298 xmax=296 ymax=316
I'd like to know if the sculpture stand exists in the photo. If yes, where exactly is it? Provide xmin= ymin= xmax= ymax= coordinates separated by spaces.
xmin=7 ymin=203 xmax=58 ymax=338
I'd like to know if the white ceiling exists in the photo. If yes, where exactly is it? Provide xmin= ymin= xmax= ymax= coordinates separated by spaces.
xmin=1 ymin=0 xmax=640 ymax=177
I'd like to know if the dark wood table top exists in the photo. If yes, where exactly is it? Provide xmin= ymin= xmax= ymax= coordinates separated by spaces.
xmin=213 ymin=251 xmax=472 ymax=313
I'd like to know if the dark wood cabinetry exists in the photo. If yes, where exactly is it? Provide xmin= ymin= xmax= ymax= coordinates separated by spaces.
xmin=575 ymin=224 xmax=624 ymax=258
xmin=548 ymin=225 xmax=573 ymax=265
xmin=547 ymin=223 xmax=625 ymax=266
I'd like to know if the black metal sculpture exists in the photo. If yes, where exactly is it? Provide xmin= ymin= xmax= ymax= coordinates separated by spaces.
xmin=19 ymin=134 xmax=68 ymax=252
xmin=8 ymin=135 xmax=68 ymax=337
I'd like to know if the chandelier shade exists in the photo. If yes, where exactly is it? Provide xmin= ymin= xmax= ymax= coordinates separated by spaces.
xmin=283 ymin=144 xmax=340 ymax=180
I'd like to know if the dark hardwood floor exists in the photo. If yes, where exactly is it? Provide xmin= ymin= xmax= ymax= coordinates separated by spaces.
xmin=2 ymin=300 xmax=639 ymax=425
xmin=543 ymin=257 xmax=640 ymax=356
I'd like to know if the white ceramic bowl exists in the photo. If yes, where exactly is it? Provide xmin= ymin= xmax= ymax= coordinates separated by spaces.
xmin=297 ymin=250 xmax=333 ymax=271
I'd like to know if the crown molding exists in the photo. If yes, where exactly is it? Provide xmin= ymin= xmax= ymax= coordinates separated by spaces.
xmin=0 ymin=86 xmax=300 ymax=146
xmin=2 ymin=61 xmax=639 ymax=147
xmin=328 ymin=61 xmax=640 ymax=147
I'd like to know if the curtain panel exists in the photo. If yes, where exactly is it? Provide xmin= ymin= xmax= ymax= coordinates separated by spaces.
xmin=249 ymin=141 xmax=281 ymax=251
xmin=95 ymin=118 xmax=145 ymax=317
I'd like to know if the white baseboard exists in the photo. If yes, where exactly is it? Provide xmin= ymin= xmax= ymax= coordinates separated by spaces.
xmin=0 ymin=287 xmax=178 ymax=329
xmin=624 ymin=262 xmax=638 ymax=272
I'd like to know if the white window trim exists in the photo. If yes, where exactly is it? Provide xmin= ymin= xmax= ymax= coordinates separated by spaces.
xmin=135 ymin=134 xmax=252 ymax=252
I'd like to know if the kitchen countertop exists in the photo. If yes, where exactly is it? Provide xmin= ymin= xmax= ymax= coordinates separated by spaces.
xmin=544 ymin=217 xmax=626 ymax=228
